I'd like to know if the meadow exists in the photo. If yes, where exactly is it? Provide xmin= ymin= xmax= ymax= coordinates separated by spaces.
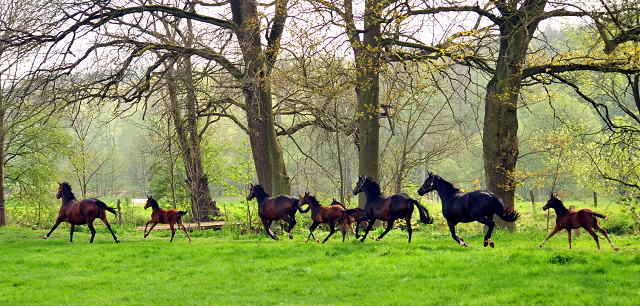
xmin=1 ymin=220 xmax=639 ymax=305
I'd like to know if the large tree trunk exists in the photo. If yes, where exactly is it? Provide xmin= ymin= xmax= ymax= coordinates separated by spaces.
xmin=167 ymin=61 xmax=220 ymax=222
xmin=231 ymin=0 xmax=291 ymax=196
xmin=483 ymin=1 xmax=545 ymax=230
xmin=354 ymin=0 xmax=382 ymax=206
xmin=0 ymin=87 xmax=5 ymax=227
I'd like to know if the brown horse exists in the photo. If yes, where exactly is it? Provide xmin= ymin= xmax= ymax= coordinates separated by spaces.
xmin=353 ymin=175 xmax=433 ymax=242
xmin=143 ymin=196 xmax=192 ymax=243
xmin=539 ymin=194 xmax=618 ymax=251
xmin=330 ymin=200 xmax=373 ymax=241
xmin=300 ymin=193 xmax=347 ymax=243
xmin=43 ymin=182 xmax=119 ymax=243
xmin=247 ymin=184 xmax=309 ymax=241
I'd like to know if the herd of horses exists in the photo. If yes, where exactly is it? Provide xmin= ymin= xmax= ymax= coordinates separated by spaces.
xmin=42 ymin=173 xmax=619 ymax=251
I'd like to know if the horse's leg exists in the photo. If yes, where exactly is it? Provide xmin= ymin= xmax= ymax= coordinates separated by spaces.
xmin=143 ymin=220 xmax=153 ymax=237
xmin=539 ymin=226 xmax=563 ymax=248
xmin=447 ymin=221 xmax=468 ymax=246
xmin=405 ymin=215 xmax=413 ymax=243
xmin=322 ymin=223 xmax=336 ymax=243
xmin=169 ymin=222 xmax=176 ymax=243
xmin=87 ymin=222 xmax=97 ymax=243
xmin=69 ymin=224 xmax=75 ymax=243
xmin=145 ymin=223 xmax=158 ymax=238
xmin=262 ymin=218 xmax=278 ymax=241
xmin=593 ymin=223 xmax=618 ymax=251
xmin=281 ymin=215 xmax=296 ymax=240
xmin=43 ymin=216 xmax=65 ymax=239
xmin=567 ymin=229 xmax=572 ymax=250
xmin=307 ymin=222 xmax=320 ymax=243
xmin=101 ymin=216 xmax=119 ymax=243
xmin=583 ymin=226 xmax=601 ymax=251
xmin=179 ymin=218 xmax=193 ymax=244
xmin=376 ymin=219 xmax=396 ymax=242
xmin=477 ymin=216 xmax=496 ymax=248
xmin=360 ymin=218 xmax=375 ymax=242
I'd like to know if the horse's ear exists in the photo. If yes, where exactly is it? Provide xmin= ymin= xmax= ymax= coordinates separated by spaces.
xmin=305 ymin=191 xmax=309 ymax=196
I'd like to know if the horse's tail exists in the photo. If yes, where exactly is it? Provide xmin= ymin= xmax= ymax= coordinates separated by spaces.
xmin=294 ymin=199 xmax=309 ymax=213
xmin=96 ymin=200 xmax=117 ymax=216
xmin=591 ymin=211 xmax=607 ymax=220
xmin=177 ymin=211 xmax=188 ymax=218
xmin=491 ymin=194 xmax=520 ymax=222
xmin=412 ymin=200 xmax=433 ymax=224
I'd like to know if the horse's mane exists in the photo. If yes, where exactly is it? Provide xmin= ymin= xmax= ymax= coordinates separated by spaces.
xmin=433 ymin=175 xmax=460 ymax=194
xmin=60 ymin=182 xmax=76 ymax=199
xmin=305 ymin=195 xmax=321 ymax=206
xmin=363 ymin=176 xmax=382 ymax=196
xmin=147 ymin=197 xmax=160 ymax=210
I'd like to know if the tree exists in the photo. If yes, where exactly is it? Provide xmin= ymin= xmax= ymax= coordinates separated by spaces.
xmin=380 ymin=0 xmax=640 ymax=229
xmin=0 ymin=0 xmax=62 ymax=226
xmin=1 ymin=0 xmax=293 ymax=197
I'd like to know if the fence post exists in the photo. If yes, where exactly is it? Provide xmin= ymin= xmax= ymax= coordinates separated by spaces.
xmin=529 ymin=188 xmax=535 ymax=210
xmin=116 ymin=199 xmax=123 ymax=225
xmin=594 ymin=191 xmax=598 ymax=208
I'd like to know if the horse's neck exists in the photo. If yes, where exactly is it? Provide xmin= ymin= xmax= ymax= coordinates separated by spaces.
xmin=553 ymin=204 xmax=569 ymax=216
xmin=433 ymin=178 xmax=460 ymax=203
xmin=61 ymin=193 xmax=76 ymax=206
xmin=255 ymin=190 xmax=271 ymax=204
xmin=363 ymin=182 xmax=382 ymax=200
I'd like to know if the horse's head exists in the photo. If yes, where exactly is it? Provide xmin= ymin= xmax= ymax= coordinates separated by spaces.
xmin=247 ymin=183 xmax=258 ymax=201
xmin=417 ymin=172 xmax=436 ymax=196
xmin=56 ymin=182 xmax=64 ymax=199
xmin=542 ymin=193 xmax=562 ymax=211
xmin=299 ymin=191 xmax=312 ymax=206
xmin=352 ymin=175 xmax=370 ymax=195
xmin=56 ymin=182 xmax=74 ymax=200
xmin=144 ymin=196 xmax=156 ymax=210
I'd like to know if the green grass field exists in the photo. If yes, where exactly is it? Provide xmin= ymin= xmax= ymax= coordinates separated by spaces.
xmin=1 ymin=224 xmax=639 ymax=305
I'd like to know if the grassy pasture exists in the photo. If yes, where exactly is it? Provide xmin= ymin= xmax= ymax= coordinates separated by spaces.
xmin=1 ymin=225 xmax=639 ymax=305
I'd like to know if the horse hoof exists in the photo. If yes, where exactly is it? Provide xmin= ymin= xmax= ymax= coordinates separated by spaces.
xmin=305 ymin=238 xmax=309 ymax=243
xmin=375 ymin=238 xmax=381 ymax=241
xmin=116 ymin=240 xmax=120 ymax=243
xmin=42 ymin=236 xmax=48 ymax=239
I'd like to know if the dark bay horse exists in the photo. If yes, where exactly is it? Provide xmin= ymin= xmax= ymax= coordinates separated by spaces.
xmin=417 ymin=172 xmax=519 ymax=247
xmin=143 ymin=196 xmax=192 ymax=243
xmin=43 ymin=182 xmax=119 ymax=243
xmin=247 ymin=184 xmax=309 ymax=241
xmin=539 ymin=194 xmax=618 ymax=251
xmin=332 ymin=200 xmax=373 ymax=241
xmin=299 ymin=193 xmax=347 ymax=243
xmin=352 ymin=175 xmax=433 ymax=242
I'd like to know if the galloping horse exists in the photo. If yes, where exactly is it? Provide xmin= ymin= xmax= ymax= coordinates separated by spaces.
xmin=247 ymin=184 xmax=309 ymax=241
xmin=331 ymin=199 xmax=373 ymax=241
xmin=43 ymin=182 xmax=119 ymax=243
xmin=539 ymin=194 xmax=618 ymax=251
xmin=299 ymin=192 xmax=347 ymax=243
xmin=352 ymin=175 xmax=433 ymax=242
xmin=143 ymin=196 xmax=192 ymax=243
xmin=417 ymin=172 xmax=520 ymax=247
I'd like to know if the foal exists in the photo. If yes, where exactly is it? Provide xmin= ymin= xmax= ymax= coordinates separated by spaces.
xmin=143 ymin=196 xmax=192 ymax=243
xmin=300 ymin=193 xmax=347 ymax=243
xmin=337 ymin=204 xmax=373 ymax=241
xmin=539 ymin=194 xmax=618 ymax=251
